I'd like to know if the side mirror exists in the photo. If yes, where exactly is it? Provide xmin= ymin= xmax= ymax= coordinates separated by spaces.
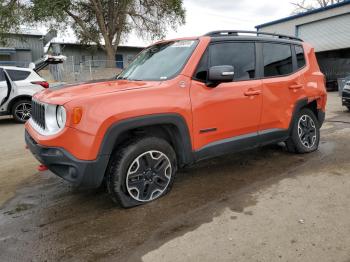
xmin=207 ymin=65 xmax=234 ymax=87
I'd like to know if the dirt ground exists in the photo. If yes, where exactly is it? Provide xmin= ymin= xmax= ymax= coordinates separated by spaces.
xmin=0 ymin=93 xmax=349 ymax=262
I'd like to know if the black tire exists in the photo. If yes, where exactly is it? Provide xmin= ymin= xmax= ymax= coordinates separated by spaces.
xmin=347 ymin=106 xmax=350 ymax=111
xmin=106 ymin=137 xmax=177 ymax=208
xmin=286 ymin=108 xmax=320 ymax=154
xmin=12 ymin=99 xmax=32 ymax=123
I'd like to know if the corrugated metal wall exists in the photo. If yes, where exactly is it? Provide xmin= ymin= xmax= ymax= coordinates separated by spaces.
xmin=6 ymin=35 xmax=44 ymax=62
xmin=297 ymin=13 xmax=350 ymax=52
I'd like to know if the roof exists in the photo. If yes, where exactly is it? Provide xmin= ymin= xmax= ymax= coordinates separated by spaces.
xmin=0 ymin=65 xmax=32 ymax=71
xmin=256 ymin=0 xmax=350 ymax=29
xmin=0 ymin=47 xmax=16 ymax=54
xmin=49 ymin=42 xmax=144 ymax=50
xmin=6 ymin=28 xmax=44 ymax=37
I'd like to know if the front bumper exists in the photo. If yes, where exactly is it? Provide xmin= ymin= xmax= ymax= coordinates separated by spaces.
xmin=25 ymin=130 xmax=109 ymax=188
xmin=342 ymin=90 xmax=350 ymax=106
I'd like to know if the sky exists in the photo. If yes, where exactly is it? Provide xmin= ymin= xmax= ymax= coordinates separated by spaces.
xmin=124 ymin=0 xmax=296 ymax=46
xmin=54 ymin=0 xmax=297 ymax=47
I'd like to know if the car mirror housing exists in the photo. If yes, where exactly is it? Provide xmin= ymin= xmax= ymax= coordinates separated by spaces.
xmin=206 ymin=65 xmax=234 ymax=87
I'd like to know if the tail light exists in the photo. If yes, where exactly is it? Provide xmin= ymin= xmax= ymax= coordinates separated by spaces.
xmin=31 ymin=81 xmax=49 ymax=89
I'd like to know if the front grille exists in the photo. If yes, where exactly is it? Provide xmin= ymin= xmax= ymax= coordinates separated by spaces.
xmin=32 ymin=100 xmax=46 ymax=130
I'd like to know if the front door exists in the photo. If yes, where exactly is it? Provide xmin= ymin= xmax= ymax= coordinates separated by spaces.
xmin=190 ymin=41 xmax=263 ymax=156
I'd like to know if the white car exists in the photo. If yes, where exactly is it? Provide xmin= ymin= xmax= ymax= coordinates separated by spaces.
xmin=0 ymin=66 xmax=48 ymax=123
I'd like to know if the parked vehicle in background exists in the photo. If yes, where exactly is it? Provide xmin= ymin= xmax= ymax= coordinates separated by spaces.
xmin=29 ymin=54 xmax=67 ymax=72
xmin=0 ymin=66 xmax=49 ymax=122
xmin=342 ymin=81 xmax=350 ymax=111
xmin=25 ymin=30 xmax=327 ymax=208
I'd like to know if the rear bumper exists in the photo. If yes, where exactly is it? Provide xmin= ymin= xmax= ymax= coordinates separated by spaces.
xmin=25 ymin=130 xmax=109 ymax=188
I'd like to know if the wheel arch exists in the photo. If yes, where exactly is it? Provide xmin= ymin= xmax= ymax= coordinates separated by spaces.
xmin=100 ymin=114 xmax=194 ymax=168
xmin=289 ymin=98 xmax=324 ymax=133
xmin=8 ymin=95 xmax=32 ymax=112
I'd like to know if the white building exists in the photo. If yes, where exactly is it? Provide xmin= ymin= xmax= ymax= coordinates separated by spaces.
xmin=256 ymin=1 xmax=350 ymax=90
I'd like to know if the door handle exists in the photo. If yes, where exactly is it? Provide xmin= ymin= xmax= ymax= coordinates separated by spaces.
xmin=289 ymin=84 xmax=304 ymax=90
xmin=244 ymin=89 xmax=262 ymax=96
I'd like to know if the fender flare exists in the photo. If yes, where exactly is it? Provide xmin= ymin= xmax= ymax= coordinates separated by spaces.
xmin=98 ymin=113 xmax=194 ymax=166
xmin=288 ymin=98 xmax=308 ymax=132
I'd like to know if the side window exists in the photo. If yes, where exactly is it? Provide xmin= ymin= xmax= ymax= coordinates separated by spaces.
xmin=194 ymin=49 xmax=209 ymax=82
xmin=263 ymin=43 xmax=293 ymax=77
xmin=295 ymin=45 xmax=306 ymax=69
xmin=0 ymin=68 xmax=5 ymax=82
xmin=209 ymin=42 xmax=256 ymax=81
xmin=7 ymin=70 xmax=31 ymax=81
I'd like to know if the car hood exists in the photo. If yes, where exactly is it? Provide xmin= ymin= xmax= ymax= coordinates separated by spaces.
xmin=34 ymin=79 xmax=160 ymax=105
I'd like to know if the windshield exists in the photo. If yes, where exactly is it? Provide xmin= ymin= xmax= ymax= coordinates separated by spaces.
xmin=117 ymin=40 xmax=198 ymax=81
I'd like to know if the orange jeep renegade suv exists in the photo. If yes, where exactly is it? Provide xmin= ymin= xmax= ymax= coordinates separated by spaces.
xmin=25 ymin=31 xmax=327 ymax=207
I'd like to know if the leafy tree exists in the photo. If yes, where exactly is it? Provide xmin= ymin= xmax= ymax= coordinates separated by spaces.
xmin=292 ymin=0 xmax=345 ymax=14
xmin=0 ymin=0 xmax=185 ymax=66
xmin=0 ymin=1 xmax=26 ymax=44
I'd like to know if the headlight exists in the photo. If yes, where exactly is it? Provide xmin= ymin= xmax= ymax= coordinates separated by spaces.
xmin=45 ymin=104 xmax=66 ymax=134
xmin=56 ymin=106 xmax=66 ymax=128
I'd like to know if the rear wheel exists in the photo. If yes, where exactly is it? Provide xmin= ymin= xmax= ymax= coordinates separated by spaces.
xmin=106 ymin=137 xmax=177 ymax=208
xmin=347 ymin=106 xmax=350 ymax=111
xmin=12 ymin=99 xmax=32 ymax=123
xmin=286 ymin=108 xmax=320 ymax=154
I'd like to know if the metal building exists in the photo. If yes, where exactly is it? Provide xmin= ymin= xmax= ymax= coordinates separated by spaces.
xmin=48 ymin=42 xmax=144 ymax=70
xmin=0 ymin=32 xmax=45 ymax=67
xmin=256 ymin=0 xmax=350 ymax=90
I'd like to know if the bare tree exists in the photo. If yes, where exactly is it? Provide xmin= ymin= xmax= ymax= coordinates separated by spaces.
xmin=291 ymin=0 xmax=345 ymax=13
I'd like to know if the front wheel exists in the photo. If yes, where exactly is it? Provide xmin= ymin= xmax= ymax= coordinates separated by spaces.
xmin=12 ymin=99 xmax=32 ymax=123
xmin=286 ymin=108 xmax=320 ymax=154
xmin=347 ymin=106 xmax=350 ymax=111
xmin=106 ymin=137 xmax=177 ymax=208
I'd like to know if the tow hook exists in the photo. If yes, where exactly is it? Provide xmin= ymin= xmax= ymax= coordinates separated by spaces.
xmin=38 ymin=165 xmax=48 ymax=172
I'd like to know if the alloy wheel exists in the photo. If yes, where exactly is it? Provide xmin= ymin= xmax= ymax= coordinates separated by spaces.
xmin=298 ymin=115 xmax=317 ymax=149
xmin=15 ymin=102 xmax=32 ymax=122
xmin=126 ymin=150 xmax=172 ymax=202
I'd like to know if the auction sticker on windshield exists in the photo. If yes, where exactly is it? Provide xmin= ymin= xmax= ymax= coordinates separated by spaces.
xmin=171 ymin=40 xmax=196 ymax=48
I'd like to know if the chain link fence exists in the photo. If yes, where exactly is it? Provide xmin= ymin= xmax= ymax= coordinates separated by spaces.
xmin=48 ymin=56 xmax=122 ymax=84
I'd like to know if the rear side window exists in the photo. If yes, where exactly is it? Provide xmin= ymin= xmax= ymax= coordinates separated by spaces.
xmin=263 ymin=43 xmax=293 ymax=77
xmin=295 ymin=45 xmax=306 ymax=69
xmin=209 ymin=42 xmax=256 ymax=81
xmin=7 ymin=69 xmax=31 ymax=81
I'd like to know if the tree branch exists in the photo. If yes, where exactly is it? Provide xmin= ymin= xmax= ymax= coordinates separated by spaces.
xmin=64 ymin=8 xmax=104 ymax=49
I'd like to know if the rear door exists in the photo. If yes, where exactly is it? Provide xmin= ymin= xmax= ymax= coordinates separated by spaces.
xmin=259 ymin=42 xmax=306 ymax=137
xmin=190 ymin=41 xmax=263 ymax=153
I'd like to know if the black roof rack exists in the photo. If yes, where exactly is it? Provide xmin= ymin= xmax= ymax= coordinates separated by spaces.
xmin=204 ymin=30 xmax=303 ymax=42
